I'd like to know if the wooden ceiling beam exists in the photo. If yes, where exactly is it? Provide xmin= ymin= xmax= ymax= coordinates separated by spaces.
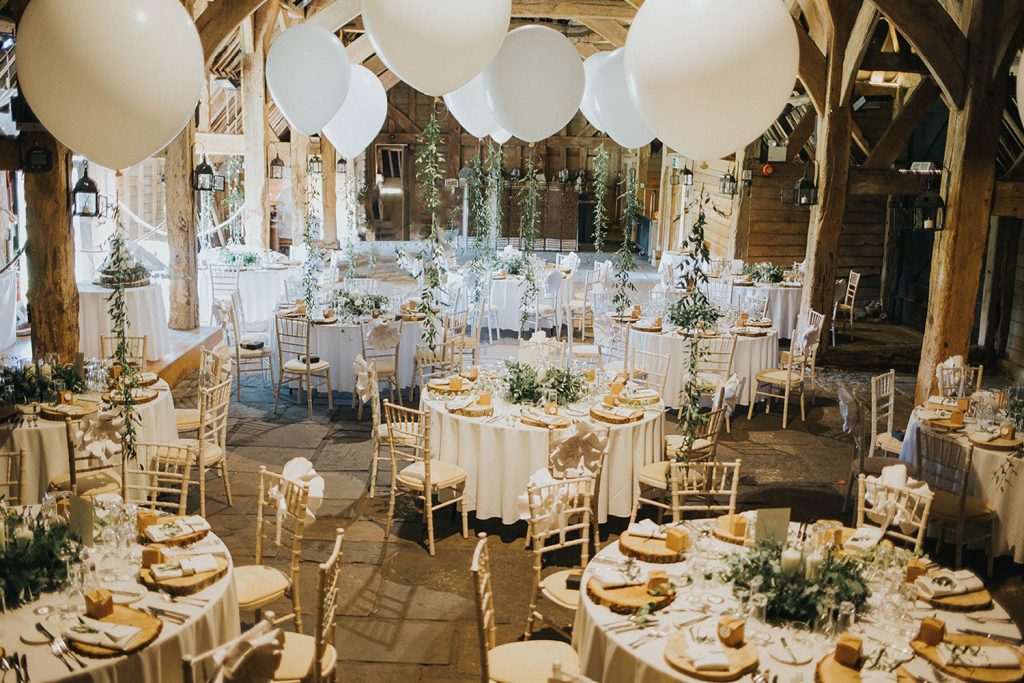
xmin=840 ymin=5 xmax=880 ymax=105
xmin=578 ymin=18 xmax=627 ymax=47
xmin=197 ymin=0 xmax=268 ymax=65
xmin=303 ymin=0 xmax=359 ymax=31
xmin=797 ymin=0 xmax=829 ymax=55
xmin=859 ymin=50 xmax=928 ymax=73
xmin=867 ymin=0 xmax=966 ymax=109
xmin=785 ymin=109 xmax=816 ymax=162
xmin=575 ymin=42 xmax=602 ymax=58
xmin=387 ymin=103 xmax=420 ymax=134
xmin=847 ymin=167 xmax=931 ymax=194
xmin=862 ymin=78 xmax=941 ymax=168
xmin=794 ymin=17 xmax=827 ymax=115
xmin=380 ymin=70 xmax=401 ymax=91
xmin=511 ymin=0 xmax=636 ymax=22
xmin=347 ymin=34 xmax=375 ymax=63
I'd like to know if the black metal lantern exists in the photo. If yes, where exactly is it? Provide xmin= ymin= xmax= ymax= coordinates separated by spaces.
xmin=308 ymin=155 xmax=322 ymax=175
xmin=914 ymin=190 xmax=944 ymax=231
xmin=337 ymin=157 xmax=347 ymax=174
xmin=785 ymin=168 xmax=818 ymax=206
xmin=71 ymin=160 xmax=100 ymax=217
xmin=681 ymin=166 xmax=694 ymax=187
xmin=269 ymin=153 xmax=286 ymax=180
xmin=24 ymin=144 xmax=53 ymax=172
xmin=719 ymin=167 xmax=738 ymax=196
xmin=191 ymin=155 xmax=217 ymax=192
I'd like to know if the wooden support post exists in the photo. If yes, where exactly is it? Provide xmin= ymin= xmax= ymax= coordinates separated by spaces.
xmin=240 ymin=10 xmax=272 ymax=247
xmin=165 ymin=119 xmax=200 ymax=330
xmin=729 ymin=140 xmax=760 ymax=260
xmin=321 ymin=137 xmax=338 ymax=247
xmin=291 ymin=133 xmax=310 ymax=242
xmin=23 ymin=133 xmax=79 ymax=361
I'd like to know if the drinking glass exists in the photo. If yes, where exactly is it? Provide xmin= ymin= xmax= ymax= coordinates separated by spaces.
xmin=835 ymin=601 xmax=855 ymax=635
xmin=748 ymin=592 xmax=773 ymax=645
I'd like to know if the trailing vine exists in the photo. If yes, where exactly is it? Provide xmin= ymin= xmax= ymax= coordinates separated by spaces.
xmin=415 ymin=108 xmax=447 ymax=351
xmin=612 ymin=168 xmax=639 ymax=317
xmin=105 ymin=218 xmax=140 ymax=463
xmin=225 ymin=155 xmax=245 ymax=244
xmin=517 ymin=151 xmax=541 ymax=333
xmin=592 ymin=143 xmax=610 ymax=253
xmin=485 ymin=141 xmax=505 ymax=263
xmin=301 ymin=160 xmax=325 ymax=319
xmin=466 ymin=148 xmax=488 ymax=259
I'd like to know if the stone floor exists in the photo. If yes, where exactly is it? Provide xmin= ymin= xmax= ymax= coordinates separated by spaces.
xmin=169 ymin=256 xmax=1024 ymax=681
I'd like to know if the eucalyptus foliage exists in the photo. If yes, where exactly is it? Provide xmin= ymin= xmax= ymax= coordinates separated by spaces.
xmin=414 ymin=110 xmax=447 ymax=350
xmin=301 ymin=164 xmax=326 ymax=319
xmin=592 ymin=143 xmax=610 ymax=253
xmin=503 ymin=362 xmax=585 ymax=406
xmin=612 ymin=169 xmax=639 ymax=317
xmin=105 ymin=221 xmax=141 ymax=461
xmin=517 ymin=153 xmax=541 ymax=333
xmin=0 ymin=508 xmax=78 ymax=609
xmin=485 ymin=142 xmax=505 ymax=259
xmin=742 ymin=261 xmax=784 ymax=284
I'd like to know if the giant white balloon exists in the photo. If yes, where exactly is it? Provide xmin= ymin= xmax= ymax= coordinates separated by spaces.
xmin=592 ymin=49 xmax=655 ymax=149
xmin=491 ymin=128 xmax=512 ymax=145
xmin=444 ymin=72 xmax=499 ymax=139
xmin=322 ymin=66 xmax=387 ymax=160
xmin=16 ymin=0 xmax=203 ymax=170
xmin=267 ymin=24 xmax=350 ymax=136
xmin=363 ymin=0 xmax=511 ymax=96
xmin=581 ymin=51 xmax=612 ymax=133
xmin=483 ymin=26 xmax=584 ymax=143
xmin=625 ymin=0 xmax=798 ymax=160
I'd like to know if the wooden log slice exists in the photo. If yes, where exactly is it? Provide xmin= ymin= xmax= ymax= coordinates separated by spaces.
xmin=141 ymin=517 xmax=211 ymax=548
xmin=139 ymin=556 xmax=229 ymax=596
xmin=520 ymin=414 xmax=572 ymax=430
xmin=633 ymin=325 xmax=664 ymax=334
xmin=922 ymin=418 xmax=965 ymax=433
xmin=925 ymin=588 xmax=994 ymax=612
xmin=618 ymin=531 xmax=686 ymax=564
xmin=40 ymin=401 xmax=99 ymax=420
xmin=747 ymin=319 xmax=774 ymax=328
xmin=911 ymin=635 xmax=1024 ymax=683
xmin=711 ymin=515 xmax=748 ymax=546
xmin=589 ymin=405 xmax=643 ymax=425
xmin=426 ymin=380 xmax=474 ymax=395
xmin=664 ymin=631 xmax=759 ymax=682
xmin=968 ymin=433 xmax=1024 ymax=452
xmin=814 ymin=653 xmax=916 ymax=683
xmin=103 ymin=388 xmax=160 ymax=406
xmin=67 ymin=605 xmax=163 ymax=658
xmin=585 ymin=578 xmax=675 ymax=615
xmin=450 ymin=404 xmax=494 ymax=418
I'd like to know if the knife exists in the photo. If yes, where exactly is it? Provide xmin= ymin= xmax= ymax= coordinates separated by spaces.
xmin=956 ymin=628 xmax=1022 ymax=645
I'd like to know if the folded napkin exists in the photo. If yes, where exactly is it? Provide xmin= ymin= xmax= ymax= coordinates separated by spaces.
xmin=970 ymin=430 xmax=997 ymax=443
xmin=144 ymin=515 xmax=211 ymax=543
xmin=65 ymin=616 xmax=142 ymax=652
xmin=590 ymin=567 xmax=646 ymax=590
xmin=150 ymin=553 xmax=219 ymax=581
xmin=683 ymin=626 xmax=730 ymax=670
xmin=447 ymin=398 xmax=474 ymax=412
xmin=163 ymin=539 xmax=230 ymax=558
xmin=627 ymin=519 xmax=667 ymax=540
xmin=916 ymin=408 xmax=942 ymax=421
xmin=928 ymin=396 xmax=961 ymax=408
xmin=211 ymin=618 xmax=285 ymax=683
xmin=843 ymin=526 xmax=884 ymax=555
xmin=916 ymin=569 xmax=984 ymax=599
xmin=610 ymin=406 xmax=642 ymax=420
xmin=937 ymin=644 xmax=1019 ymax=669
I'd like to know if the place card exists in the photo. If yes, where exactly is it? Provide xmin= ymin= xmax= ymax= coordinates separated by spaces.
xmin=754 ymin=508 xmax=790 ymax=544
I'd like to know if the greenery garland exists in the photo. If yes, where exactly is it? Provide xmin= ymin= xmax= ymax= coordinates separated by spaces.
xmin=466 ymin=148 xmax=488 ymax=261
xmin=414 ymin=109 xmax=447 ymax=351
xmin=105 ymin=221 xmax=141 ymax=462
xmin=517 ymin=152 xmax=541 ymax=333
xmin=592 ymin=143 xmax=610 ymax=253
xmin=742 ymin=261 xmax=784 ymax=284
xmin=0 ymin=508 xmax=78 ymax=609
xmin=612 ymin=168 xmax=639 ymax=317
xmin=503 ymin=361 xmax=585 ymax=406
xmin=0 ymin=362 xmax=86 ymax=406
xmin=301 ymin=161 xmax=326 ymax=319
xmin=225 ymin=155 xmax=245 ymax=244
xmin=485 ymin=142 xmax=505 ymax=261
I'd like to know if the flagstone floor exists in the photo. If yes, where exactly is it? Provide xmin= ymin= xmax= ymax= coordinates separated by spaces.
xmin=170 ymin=256 xmax=1024 ymax=681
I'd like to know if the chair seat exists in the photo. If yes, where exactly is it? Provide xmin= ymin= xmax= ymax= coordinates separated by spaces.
xmin=241 ymin=332 xmax=270 ymax=346
xmin=175 ymin=408 xmax=201 ymax=432
xmin=604 ymin=360 xmax=625 ymax=375
xmin=239 ymin=346 xmax=272 ymax=360
xmin=49 ymin=468 xmax=122 ymax=497
xmin=756 ymin=368 xmax=803 ymax=386
xmin=567 ymin=300 xmax=591 ymax=311
xmin=664 ymin=435 xmax=714 ymax=458
xmin=850 ymin=456 xmax=914 ymax=478
xmin=929 ymin=490 xmax=996 ymax=522
xmin=283 ymin=359 xmax=331 ymax=373
xmin=874 ymin=432 xmax=903 ymax=455
xmin=539 ymin=569 xmax=581 ymax=610
xmin=273 ymin=631 xmax=337 ymax=682
xmin=172 ymin=438 xmax=224 ymax=465
xmin=638 ymin=457 xmax=710 ymax=488
xmin=538 ymin=304 xmax=557 ymax=316
xmin=397 ymin=460 xmax=467 ymax=490
xmin=488 ymin=640 xmax=579 ymax=683
xmin=234 ymin=564 xmax=290 ymax=609
xmin=572 ymin=344 xmax=600 ymax=358
xmin=835 ymin=303 xmax=853 ymax=313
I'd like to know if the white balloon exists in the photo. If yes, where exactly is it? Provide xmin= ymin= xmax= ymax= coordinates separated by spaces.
xmin=363 ymin=0 xmax=510 ymax=96
xmin=322 ymin=66 xmax=387 ymax=160
xmin=483 ymin=26 xmax=584 ymax=143
xmin=581 ymin=51 xmax=612 ymax=133
xmin=592 ymin=49 xmax=655 ymax=149
xmin=16 ymin=0 xmax=203 ymax=170
xmin=625 ymin=0 xmax=798 ymax=161
xmin=444 ymin=72 xmax=498 ymax=139
xmin=267 ymin=25 xmax=350 ymax=136
xmin=490 ymin=128 xmax=512 ymax=145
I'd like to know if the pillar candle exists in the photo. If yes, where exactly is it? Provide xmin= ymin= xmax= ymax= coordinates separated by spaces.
xmin=781 ymin=547 xmax=802 ymax=575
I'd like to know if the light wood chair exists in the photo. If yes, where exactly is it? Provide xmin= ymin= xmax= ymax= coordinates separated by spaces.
xmin=0 ymin=449 xmax=25 ymax=506
xmin=225 ymin=298 xmax=275 ymax=400
xmin=914 ymin=428 xmax=996 ymax=576
xmin=677 ymin=336 xmax=737 ymax=421
xmin=870 ymin=370 xmax=903 ymax=458
xmin=566 ymin=273 xmax=595 ymax=341
xmin=99 ymin=334 xmax=148 ymax=371
xmin=524 ymin=476 xmax=594 ymax=640
xmin=174 ymin=375 xmax=233 ymax=517
xmin=269 ymin=527 xmax=344 ymax=683
xmin=794 ymin=311 xmax=824 ymax=404
xmin=383 ymin=401 xmax=468 ymax=556
xmin=182 ymin=613 xmax=283 ymax=683
xmin=275 ymin=314 xmax=333 ymax=419
xmin=936 ymin=364 xmax=984 ymax=397
xmin=230 ymin=290 xmax=270 ymax=342
xmin=856 ymin=473 xmax=933 ymax=554
xmin=664 ymin=459 xmax=741 ymax=522
xmin=737 ymin=293 xmax=769 ymax=320
xmin=49 ymin=417 xmax=122 ymax=497
xmin=234 ymin=466 xmax=310 ymax=633
xmin=411 ymin=329 xmax=466 ymax=402
xmin=209 ymin=264 xmax=241 ymax=302
xmin=832 ymin=270 xmax=860 ymax=344
xmin=176 ymin=345 xmax=231 ymax=436
xmin=357 ymin=320 xmax=403 ymax=405
xmin=706 ymin=280 xmax=734 ymax=308
xmin=471 ymin=533 xmax=580 ymax=683
xmin=356 ymin=360 xmax=390 ymax=500
xmin=121 ymin=443 xmax=193 ymax=515
xmin=628 ymin=348 xmax=670 ymax=395
xmin=747 ymin=349 xmax=806 ymax=429
xmin=548 ymin=664 xmax=599 ymax=683
xmin=528 ymin=269 xmax=564 ymax=340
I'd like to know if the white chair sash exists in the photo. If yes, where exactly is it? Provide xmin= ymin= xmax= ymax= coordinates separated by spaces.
xmin=353 ymin=354 xmax=375 ymax=403
xmin=269 ymin=457 xmax=324 ymax=544
xmin=935 ymin=354 xmax=964 ymax=381
xmin=711 ymin=374 xmax=741 ymax=418
xmin=864 ymin=463 xmax=931 ymax=535
xmin=368 ymin=321 xmax=400 ymax=350
xmin=210 ymin=618 xmax=284 ymax=683
xmin=72 ymin=411 xmax=125 ymax=464
xmin=548 ymin=421 xmax=607 ymax=479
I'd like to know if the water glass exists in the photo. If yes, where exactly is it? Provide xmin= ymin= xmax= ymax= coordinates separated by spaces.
xmin=835 ymin=601 xmax=855 ymax=635
xmin=749 ymin=592 xmax=769 ymax=624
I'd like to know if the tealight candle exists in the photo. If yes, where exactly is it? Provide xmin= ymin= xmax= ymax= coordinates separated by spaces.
xmin=780 ymin=546 xmax=802 ymax=575
xmin=603 ymin=394 xmax=619 ymax=407
xmin=545 ymin=402 xmax=559 ymax=416
xmin=583 ymin=369 xmax=596 ymax=382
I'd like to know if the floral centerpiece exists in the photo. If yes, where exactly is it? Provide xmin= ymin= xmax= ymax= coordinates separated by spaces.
xmin=0 ymin=362 xmax=86 ymax=406
xmin=0 ymin=505 xmax=78 ymax=608
xmin=504 ymin=362 xmax=585 ymax=406
xmin=726 ymin=540 xmax=870 ymax=623
xmin=332 ymin=290 xmax=389 ymax=319
xmin=667 ymin=296 xmax=721 ymax=331
xmin=742 ymin=262 xmax=784 ymax=285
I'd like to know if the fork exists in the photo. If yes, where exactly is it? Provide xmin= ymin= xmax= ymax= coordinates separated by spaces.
xmin=48 ymin=642 xmax=74 ymax=672
xmin=52 ymin=636 xmax=85 ymax=668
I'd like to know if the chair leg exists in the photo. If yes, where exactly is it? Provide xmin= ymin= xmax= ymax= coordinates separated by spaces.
xmin=843 ymin=473 xmax=854 ymax=512
xmin=799 ymin=390 xmax=806 ymax=422
xmin=198 ymin=459 xmax=206 ymax=518
xmin=987 ymin=520 xmax=995 ymax=577
xmin=523 ymin=570 xmax=541 ymax=639
xmin=306 ymin=373 xmax=313 ymax=419
xmin=747 ymin=395 xmax=756 ymax=420
xmin=274 ymin=370 xmax=284 ymax=413
xmin=424 ymin=492 xmax=436 ymax=556
xmin=369 ymin=440 xmax=379 ymax=498
xmin=384 ymin=485 xmax=396 ymax=543
xmin=236 ymin=367 xmax=242 ymax=401
xmin=782 ymin=390 xmax=789 ymax=429
xmin=220 ymin=457 xmax=233 ymax=506
xmin=460 ymin=486 xmax=469 ymax=538
xmin=326 ymin=370 xmax=333 ymax=410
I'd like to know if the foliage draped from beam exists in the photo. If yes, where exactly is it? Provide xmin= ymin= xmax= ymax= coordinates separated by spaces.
xmin=517 ymin=151 xmax=541 ymax=333
xmin=592 ymin=143 xmax=610 ymax=253
xmin=612 ymin=168 xmax=639 ymax=317
xmin=414 ymin=110 xmax=446 ymax=351
xmin=105 ymin=221 xmax=141 ymax=462
xmin=301 ymin=161 xmax=326 ymax=319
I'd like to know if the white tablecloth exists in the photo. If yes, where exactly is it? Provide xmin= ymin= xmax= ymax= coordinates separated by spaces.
xmin=1 ymin=530 xmax=240 ymax=683
xmin=574 ymin=520 xmax=1022 ymax=683
xmin=0 ymin=269 xmax=16 ymax=351
xmin=657 ymin=251 xmax=692 ymax=276
xmin=0 ymin=382 xmax=177 ymax=504
xmin=303 ymin=318 xmax=422 ymax=390
xmin=198 ymin=265 xmax=301 ymax=327
xmin=899 ymin=411 xmax=1024 ymax=563
xmin=488 ymin=275 xmax=571 ymax=332
xmin=422 ymin=395 xmax=664 ymax=523
xmin=79 ymin=283 xmax=170 ymax=362
xmin=728 ymin=284 xmax=802 ymax=340
xmin=629 ymin=329 xmax=779 ymax=408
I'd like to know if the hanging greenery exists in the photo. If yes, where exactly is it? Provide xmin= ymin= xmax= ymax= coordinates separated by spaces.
xmin=485 ymin=142 xmax=505 ymax=263
xmin=105 ymin=218 xmax=141 ymax=462
xmin=592 ymin=143 xmax=610 ymax=253
xmin=301 ymin=162 xmax=325 ymax=319
xmin=414 ymin=109 xmax=447 ymax=351
xmin=612 ymin=168 xmax=639 ymax=317
xmin=465 ymin=148 xmax=488 ymax=258
xmin=517 ymin=151 xmax=541 ymax=333
xmin=225 ymin=155 xmax=245 ymax=244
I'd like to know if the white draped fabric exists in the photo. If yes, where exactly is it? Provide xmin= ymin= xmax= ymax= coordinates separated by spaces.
xmin=0 ymin=269 xmax=16 ymax=351
xmin=79 ymin=283 xmax=171 ymax=361
xmin=422 ymin=396 xmax=663 ymax=523
xmin=0 ymin=381 xmax=177 ymax=504
xmin=692 ymin=282 xmax=803 ymax=340
xmin=6 ymin=530 xmax=240 ymax=683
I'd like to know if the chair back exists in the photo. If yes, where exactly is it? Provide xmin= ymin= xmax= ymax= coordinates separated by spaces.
xmin=355 ymin=358 xmax=382 ymax=429
xmin=706 ymin=280 xmax=733 ymax=308
xmin=444 ymin=310 xmax=469 ymax=347
xmin=837 ymin=384 xmax=864 ymax=466
xmin=936 ymin=364 xmax=983 ymax=397
xmin=600 ymin=318 xmax=631 ymax=369
xmin=362 ymin=320 xmax=403 ymax=366
xmin=100 ymin=335 xmax=147 ymax=370
xmin=856 ymin=473 xmax=933 ymax=553
xmin=667 ymin=459 xmax=741 ymax=518
xmin=471 ymin=533 xmax=497 ymax=683
xmin=312 ymin=528 xmax=345 ymax=683
xmin=254 ymin=466 xmax=309 ymax=623
xmin=629 ymin=348 xmax=670 ymax=395
xmin=526 ymin=477 xmax=594 ymax=564
xmin=870 ymin=370 xmax=896 ymax=446
xmin=519 ymin=334 xmax=566 ymax=367
xmin=670 ymin=406 xmax=727 ymax=462
xmin=182 ymin=613 xmax=282 ymax=683
xmin=844 ymin=271 xmax=860 ymax=307
xmin=199 ymin=345 xmax=232 ymax=386
xmin=347 ymin=278 xmax=380 ymax=295
xmin=209 ymin=265 xmax=241 ymax=301
xmin=283 ymin=277 xmax=302 ymax=302
xmin=806 ymin=308 xmax=825 ymax=332
xmin=65 ymin=416 xmax=123 ymax=493
xmin=915 ymin=427 xmax=973 ymax=498
xmin=275 ymin=315 xmax=313 ymax=369
xmin=738 ymin=293 xmax=769 ymax=320
xmin=0 ymin=449 xmax=25 ymax=505
xmin=383 ymin=401 xmax=431 ymax=479
xmin=542 ymin=269 xmax=563 ymax=298
xmin=198 ymin=375 xmax=233 ymax=450
xmin=122 ymin=443 xmax=193 ymax=514
xmin=696 ymin=336 xmax=738 ymax=387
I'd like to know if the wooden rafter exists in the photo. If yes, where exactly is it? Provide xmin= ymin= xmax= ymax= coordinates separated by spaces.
xmin=794 ymin=16 xmax=827 ymax=115
xmin=347 ymin=34 xmax=374 ymax=63
xmin=578 ymin=18 xmax=627 ymax=47
xmin=387 ymin=103 xmax=420 ymax=134
xmin=786 ymin=109 xmax=817 ymax=162
xmin=197 ymin=0 xmax=268 ymax=65
xmin=839 ymin=4 xmax=880 ymax=105
xmin=303 ymin=0 xmax=359 ymax=31
xmin=863 ymin=78 xmax=941 ymax=169
xmin=511 ymin=0 xmax=636 ymax=21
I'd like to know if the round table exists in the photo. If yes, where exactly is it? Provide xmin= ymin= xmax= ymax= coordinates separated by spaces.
xmin=729 ymin=284 xmax=802 ymax=340
xmin=0 ymin=269 xmax=17 ymax=351
xmin=629 ymin=328 xmax=779 ymax=408
xmin=2 ymin=529 xmax=240 ymax=683
xmin=488 ymin=274 xmax=571 ymax=332
xmin=422 ymin=393 xmax=664 ymax=524
xmin=79 ymin=283 xmax=170 ymax=362
xmin=574 ymin=517 xmax=1022 ymax=683
xmin=899 ymin=409 xmax=1024 ymax=563
xmin=197 ymin=265 xmax=301 ymax=328
xmin=304 ymin=318 xmax=422 ymax=391
xmin=0 ymin=383 xmax=177 ymax=505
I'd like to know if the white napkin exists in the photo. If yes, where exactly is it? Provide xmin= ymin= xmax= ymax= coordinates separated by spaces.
xmin=150 ymin=553 xmax=219 ymax=580
xmin=970 ymin=431 xmax=997 ymax=443
xmin=590 ymin=567 xmax=646 ymax=590
xmin=861 ymin=671 xmax=899 ymax=683
xmin=447 ymin=398 xmax=474 ymax=412
xmin=210 ymin=619 xmax=285 ymax=683
xmin=611 ymin=406 xmax=642 ymax=420
xmin=162 ymin=539 xmax=229 ymax=558
xmin=683 ymin=626 xmax=730 ymax=670
xmin=144 ymin=516 xmax=211 ymax=543
xmin=843 ymin=526 xmax=884 ymax=555
xmin=938 ymin=644 xmax=1019 ymax=669
xmin=916 ymin=408 xmax=942 ymax=420
xmin=627 ymin=519 xmax=667 ymax=540
xmin=927 ymin=396 xmax=961 ymax=408
xmin=712 ymin=374 xmax=741 ymax=419
xmin=916 ymin=569 xmax=984 ymax=599
xmin=65 ymin=616 xmax=142 ymax=652
xmin=864 ymin=464 xmax=931 ymax=534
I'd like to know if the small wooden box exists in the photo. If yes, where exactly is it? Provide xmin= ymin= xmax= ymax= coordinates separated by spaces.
xmin=666 ymin=528 xmax=690 ymax=552
xmin=905 ymin=558 xmax=928 ymax=583
xmin=137 ymin=511 xmax=161 ymax=536
xmin=729 ymin=516 xmax=747 ymax=539
xmin=999 ymin=423 xmax=1016 ymax=439
xmin=141 ymin=544 xmax=167 ymax=569
xmin=85 ymin=589 xmax=114 ymax=619
xmin=718 ymin=617 xmax=746 ymax=647
xmin=834 ymin=634 xmax=862 ymax=667
xmin=916 ymin=617 xmax=946 ymax=646
xmin=647 ymin=570 xmax=670 ymax=594
xmin=478 ymin=391 xmax=492 ymax=407
xmin=449 ymin=376 xmax=463 ymax=391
